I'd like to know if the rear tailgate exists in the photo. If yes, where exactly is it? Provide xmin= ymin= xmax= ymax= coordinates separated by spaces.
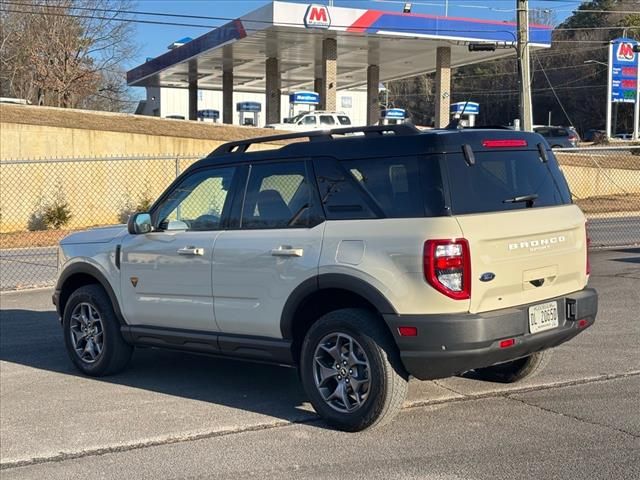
xmin=443 ymin=137 xmax=588 ymax=314
xmin=455 ymin=205 xmax=587 ymax=313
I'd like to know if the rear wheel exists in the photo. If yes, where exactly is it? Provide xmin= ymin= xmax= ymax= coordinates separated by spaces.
xmin=473 ymin=350 xmax=551 ymax=383
xmin=300 ymin=308 xmax=408 ymax=432
xmin=63 ymin=285 xmax=133 ymax=376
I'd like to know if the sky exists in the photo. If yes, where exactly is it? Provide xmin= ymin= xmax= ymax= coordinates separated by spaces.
xmin=130 ymin=0 xmax=586 ymax=67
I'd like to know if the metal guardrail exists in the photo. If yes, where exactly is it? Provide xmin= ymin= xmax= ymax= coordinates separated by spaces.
xmin=0 ymin=147 xmax=638 ymax=290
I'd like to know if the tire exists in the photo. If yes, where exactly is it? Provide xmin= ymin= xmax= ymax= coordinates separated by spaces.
xmin=299 ymin=308 xmax=408 ymax=432
xmin=63 ymin=284 xmax=133 ymax=376
xmin=473 ymin=350 xmax=551 ymax=383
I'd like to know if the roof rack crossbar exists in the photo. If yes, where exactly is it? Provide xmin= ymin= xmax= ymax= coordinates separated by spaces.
xmin=210 ymin=124 xmax=420 ymax=156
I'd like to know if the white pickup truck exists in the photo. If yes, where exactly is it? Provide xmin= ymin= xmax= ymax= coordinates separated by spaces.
xmin=265 ymin=111 xmax=352 ymax=131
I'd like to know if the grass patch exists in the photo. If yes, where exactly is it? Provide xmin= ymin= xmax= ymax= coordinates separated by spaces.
xmin=1 ymin=229 xmax=72 ymax=249
xmin=575 ymin=193 xmax=640 ymax=214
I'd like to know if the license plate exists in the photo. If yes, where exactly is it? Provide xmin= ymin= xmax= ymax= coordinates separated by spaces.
xmin=528 ymin=301 xmax=559 ymax=334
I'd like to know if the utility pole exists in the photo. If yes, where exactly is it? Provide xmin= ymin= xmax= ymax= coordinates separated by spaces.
xmin=517 ymin=0 xmax=533 ymax=131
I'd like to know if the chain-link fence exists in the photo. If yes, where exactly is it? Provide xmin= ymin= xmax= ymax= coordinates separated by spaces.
xmin=555 ymin=146 xmax=640 ymax=248
xmin=1 ymin=146 xmax=639 ymax=290
xmin=0 ymin=154 xmax=202 ymax=290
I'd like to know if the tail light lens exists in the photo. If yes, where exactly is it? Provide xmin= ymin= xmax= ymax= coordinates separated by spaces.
xmin=424 ymin=239 xmax=471 ymax=300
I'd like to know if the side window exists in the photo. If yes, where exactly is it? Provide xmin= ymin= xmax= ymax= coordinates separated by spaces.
xmin=313 ymin=157 xmax=378 ymax=220
xmin=337 ymin=116 xmax=351 ymax=125
xmin=154 ymin=167 xmax=235 ymax=231
xmin=300 ymin=116 xmax=316 ymax=125
xmin=341 ymin=157 xmax=427 ymax=218
xmin=240 ymin=162 xmax=316 ymax=229
xmin=319 ymin=115 xmax=336 ymax=126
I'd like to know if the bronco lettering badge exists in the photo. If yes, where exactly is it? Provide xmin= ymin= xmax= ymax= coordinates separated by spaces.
xmin=509 ymin=235 xmax=566 ymax=252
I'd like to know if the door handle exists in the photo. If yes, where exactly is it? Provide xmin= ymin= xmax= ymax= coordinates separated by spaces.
xmin=270 ymin=246 xmax=304 ymax=257
xmin=177 ymin=246 xmax=204 ymax=256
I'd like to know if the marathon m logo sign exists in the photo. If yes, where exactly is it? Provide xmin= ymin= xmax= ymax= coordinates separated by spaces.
xmin=616 ymin=41 xmax=636 ymax=62
xmin=304 ymin=4 xmax=331 ymax=29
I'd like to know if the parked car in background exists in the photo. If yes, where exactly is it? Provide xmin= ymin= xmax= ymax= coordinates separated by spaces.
xmin=583 ymin=129 xmax=606 ymax=142
xmin=613 ymin=133 xmax=633 ymax=141
xmin=266 ymin=111 xmax=352 ymax=131
xmin=533 ymin=126 xmax=578 ymax=148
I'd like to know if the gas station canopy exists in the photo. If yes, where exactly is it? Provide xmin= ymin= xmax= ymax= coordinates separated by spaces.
xmin=127 ymin=1 xmax=552 ymax=93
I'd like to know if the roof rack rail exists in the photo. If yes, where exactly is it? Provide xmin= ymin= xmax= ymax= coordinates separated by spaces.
xmin=444 ymin=121 xmax=514 ymax=131
xmin=210 ymin=124 xmax=420 ymax=156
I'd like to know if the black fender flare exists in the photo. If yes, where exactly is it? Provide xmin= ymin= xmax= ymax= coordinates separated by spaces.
xmin=55 ymin=263 xmax=127 ymax=325
xmin=280 ymin=273 xmax=396 ymax=339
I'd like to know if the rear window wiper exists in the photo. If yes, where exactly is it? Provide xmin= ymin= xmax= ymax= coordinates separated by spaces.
xmin=503 ymin=193 xmax=538 ymax=208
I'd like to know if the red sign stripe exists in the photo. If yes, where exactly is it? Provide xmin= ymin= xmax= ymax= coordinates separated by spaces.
xmin=347 ymin=10 xmax=383 ymax=33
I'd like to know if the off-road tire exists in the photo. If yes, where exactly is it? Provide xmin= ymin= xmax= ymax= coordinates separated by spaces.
xmin=63 ymin=284 xmax=133 ymax=376
xmin=300 ymin=308 xmax=408 ymax=432
xmin=473 ymin=350 xmax=551 ymax=383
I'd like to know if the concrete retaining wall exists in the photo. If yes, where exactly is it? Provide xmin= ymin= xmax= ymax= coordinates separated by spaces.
xmin=559 ymin=164 xmax=640 ymax=198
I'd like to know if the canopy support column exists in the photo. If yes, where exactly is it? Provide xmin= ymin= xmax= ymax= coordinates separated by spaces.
xmin=222 ymin=70 xmax=233 ymax=124
xmin=435 ymin=46 xmax=451 ymax=128
xmin=321 ymin=38 xmax=337 ymax=111
xmin=367 ymin=65 xmax=380 ymax=125
xmin=266 ymin=57 xmax=281 ymax=125
xmin=188 ymin=61 xmax=198 ymax=121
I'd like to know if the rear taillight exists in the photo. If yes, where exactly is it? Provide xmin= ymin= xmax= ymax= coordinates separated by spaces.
xmin=585 ymin=222 xmax=591 ymax=275
xmin=424 ymin=239 xmax=471 ymax=300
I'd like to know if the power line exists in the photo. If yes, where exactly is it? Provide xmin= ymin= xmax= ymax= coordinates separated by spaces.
xmin=2 ymin=0 xmax=637 ymax=39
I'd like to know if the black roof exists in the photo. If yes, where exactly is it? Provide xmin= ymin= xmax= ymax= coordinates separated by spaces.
xmin=190 ymin=125 xmax=549 ymax=171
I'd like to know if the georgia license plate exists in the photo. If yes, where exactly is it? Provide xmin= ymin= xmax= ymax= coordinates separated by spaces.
xmin=528 ymin=301 xmax=559 ymax=334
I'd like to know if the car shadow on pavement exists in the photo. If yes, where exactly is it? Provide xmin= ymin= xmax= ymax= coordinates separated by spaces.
xmin=0 ymin=308 xmax=322 ymax=427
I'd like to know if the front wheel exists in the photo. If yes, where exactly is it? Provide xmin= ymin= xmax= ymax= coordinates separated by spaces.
xmin=63 ymin=285 xmax=133 ymax=376
xmin=300 ymin=309 xmax=408 ymax=432
xmin=472 ymin=350 xmax=551 ymax=383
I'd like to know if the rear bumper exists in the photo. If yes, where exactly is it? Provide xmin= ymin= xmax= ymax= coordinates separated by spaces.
xmin=384 ymin=288 xmax=598 ymax=380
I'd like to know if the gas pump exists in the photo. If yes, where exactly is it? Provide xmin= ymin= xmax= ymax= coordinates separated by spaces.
xmin=450 ymin=102 xmax=479 ymax=127
xmin=288 ymin=91 xmax=320 ymax=119
xmin=380 ymin=108 xmax=407 ymax=125
xmin=236 ymin=101 xmax=261 ymax=126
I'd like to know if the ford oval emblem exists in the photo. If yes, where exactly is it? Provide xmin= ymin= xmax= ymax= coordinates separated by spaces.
xmin=480 ymin=272 xmax=496 ymax=282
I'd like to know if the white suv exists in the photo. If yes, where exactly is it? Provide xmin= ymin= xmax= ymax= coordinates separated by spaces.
xmin=54 ymin=125 xmax=597 ymax=431
xmin=265 ymin=111 xmax=352 ymax=131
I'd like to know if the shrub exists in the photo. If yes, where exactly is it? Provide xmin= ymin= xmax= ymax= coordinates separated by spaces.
xmin=117 ymin=187 xmax=154 ymax=224
xmin=28 ymin=187 xmax=72 ymax=230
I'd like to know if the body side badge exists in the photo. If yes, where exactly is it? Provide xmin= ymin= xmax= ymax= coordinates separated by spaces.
xmin=480 ymin=272 xmax=495 ymax=282
xmin=130 ymin=277 xmax=139 ymax=287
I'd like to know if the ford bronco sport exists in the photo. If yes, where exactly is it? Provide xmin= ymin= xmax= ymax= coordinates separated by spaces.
xmin=54 ymin=124 xmax=598 ymax=431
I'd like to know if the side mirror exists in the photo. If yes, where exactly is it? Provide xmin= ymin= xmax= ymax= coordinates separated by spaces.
xmin=128 ymin=212 xmax=153 ymax=235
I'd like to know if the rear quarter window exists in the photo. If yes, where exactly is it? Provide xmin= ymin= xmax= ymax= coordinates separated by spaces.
xmin=313 ymin=156 xmax=447 ymax=219
xmin=445 ymin=150 xmax=571 ymax=215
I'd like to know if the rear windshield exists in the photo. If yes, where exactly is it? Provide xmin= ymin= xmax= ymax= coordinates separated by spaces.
xmin=445 ymin=150 xmax=571 ymax=215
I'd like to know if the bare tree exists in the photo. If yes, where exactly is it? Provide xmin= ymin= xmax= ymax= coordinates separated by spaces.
xmin=0 ymin=0 xmax=137 ymax=111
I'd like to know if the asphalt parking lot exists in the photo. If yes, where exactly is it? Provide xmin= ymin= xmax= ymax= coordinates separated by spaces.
xmin=1 ymin=249 xmax=638 ymax=479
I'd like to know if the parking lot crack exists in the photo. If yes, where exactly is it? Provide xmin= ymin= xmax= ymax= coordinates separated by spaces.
xmin=506 ymin=395 xmax=639 ymax=439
